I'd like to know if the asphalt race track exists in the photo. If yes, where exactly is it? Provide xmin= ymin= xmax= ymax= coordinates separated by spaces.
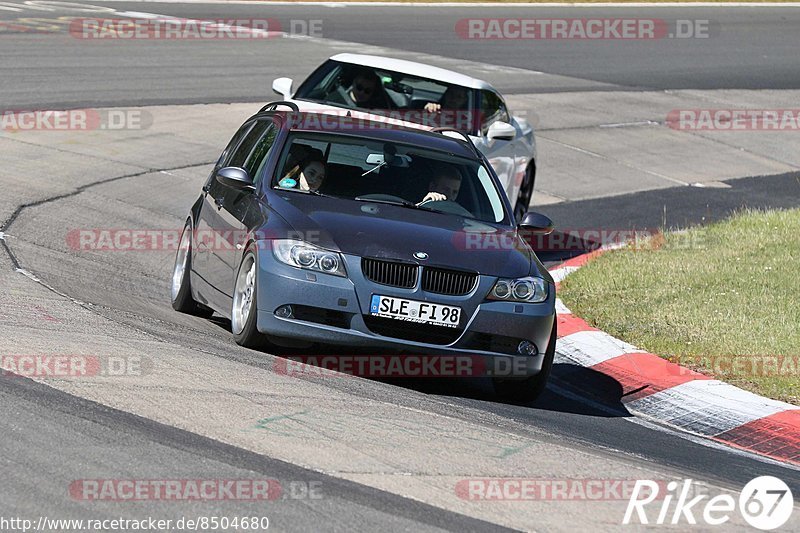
xmin=1 ymin=2 xmax=799 ymax=531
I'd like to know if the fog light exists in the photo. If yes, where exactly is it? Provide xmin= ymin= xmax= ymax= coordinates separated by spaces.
xmin=517 ymin=341 xmax=537 ymax=356
xmin=275 ymin=305 xmax=293 ymax=319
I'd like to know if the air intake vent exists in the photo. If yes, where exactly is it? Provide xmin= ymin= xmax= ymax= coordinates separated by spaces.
xmin=362 ymin=258 xmax=418 ymax=289
xmin=422 ymin=267 xmax=478 ymax=296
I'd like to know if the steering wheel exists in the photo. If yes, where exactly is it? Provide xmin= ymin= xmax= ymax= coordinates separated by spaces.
xmin=355 ymin=194 xmax=407 ymax=203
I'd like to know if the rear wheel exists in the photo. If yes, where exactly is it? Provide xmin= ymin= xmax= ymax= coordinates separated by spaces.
xmin=514 ymin=163 xmax=536 ymax=223
xmin=493 ymin=320 xmax=556 ymax=403
xmin=171 ymin=220 xmax=213 ymax=317
xmin=231 ymin=248 xmax=266 ymax=348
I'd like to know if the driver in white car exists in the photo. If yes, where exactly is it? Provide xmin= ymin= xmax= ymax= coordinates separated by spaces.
xmin=347 ymin=68 xmax=392 ymax=110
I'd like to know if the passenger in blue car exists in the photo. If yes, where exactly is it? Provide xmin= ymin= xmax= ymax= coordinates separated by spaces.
xmin=279 ymin=154 xmax=327 ymax=192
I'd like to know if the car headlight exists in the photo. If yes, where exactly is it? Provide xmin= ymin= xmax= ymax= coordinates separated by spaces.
xmin=488 ymin=276 xmax=548 ymax=303
xmin=272 ymin=240 xmax=346 ymax=277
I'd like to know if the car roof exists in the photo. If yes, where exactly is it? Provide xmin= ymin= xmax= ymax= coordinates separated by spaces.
xmin=275 ymin=111 xmax=479 ymax=159
xmin=330 ymin=53 xmax=495 ymax=91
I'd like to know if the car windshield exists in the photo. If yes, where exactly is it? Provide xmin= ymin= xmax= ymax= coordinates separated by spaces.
xmin=293 ymin=60 xmax=475 ymax=133
xmin=273 ymin=132 xmax=507 ymax=224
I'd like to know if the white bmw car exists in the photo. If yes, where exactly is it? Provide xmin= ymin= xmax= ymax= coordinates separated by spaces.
xmin=272 ymin=53 xmax=537 ymax=221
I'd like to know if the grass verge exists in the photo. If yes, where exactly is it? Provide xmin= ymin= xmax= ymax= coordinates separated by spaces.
xmin=559 ymin=208 xmax=800 ymax=405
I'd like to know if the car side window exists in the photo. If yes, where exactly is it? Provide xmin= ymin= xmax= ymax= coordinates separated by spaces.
xmin=480 ymin=91 xmax=511 ymax=135
xmin=217 ymin=122 xmax=253 ymax=169
xmin=228 ymin=120 xmax=271 ymax=170
xmin=245 ymin=123 xmax=279 ymax=185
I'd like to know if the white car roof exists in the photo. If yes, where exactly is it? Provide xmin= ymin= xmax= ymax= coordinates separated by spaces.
xmin=330 ymin=53 xmax=495 ymax=91
xmin=286 ymin=100 xmax=434 ymax=131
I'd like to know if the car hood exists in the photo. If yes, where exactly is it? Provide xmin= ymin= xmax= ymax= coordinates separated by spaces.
xmin=267 ymin=193 xmax=544 ymax=279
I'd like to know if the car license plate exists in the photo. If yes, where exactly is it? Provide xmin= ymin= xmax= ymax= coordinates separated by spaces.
xmin=370 ymin=295 xmax=461 ymax=328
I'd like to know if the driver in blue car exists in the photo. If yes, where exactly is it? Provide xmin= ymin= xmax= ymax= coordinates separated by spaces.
xmin=418 ymin=165 xmax=462 ymax=205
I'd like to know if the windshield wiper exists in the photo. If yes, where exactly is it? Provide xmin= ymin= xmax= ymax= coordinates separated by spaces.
xmin=306 ymin=189 xmax=337 ymax=198
xmin=278 ymin=187 xmax=338 ymax=199
xmin=352 ymin=197 xmax=422 ymax=210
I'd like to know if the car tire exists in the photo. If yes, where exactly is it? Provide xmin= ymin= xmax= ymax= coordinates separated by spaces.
xmin=171 ymin=220 xmax=213 ymax=317
xmin=231 ymin=247 xmax=267 ymax=348
xmin=514 ymin=163 xmax=536 ymax=223
xmin=493 ymin=320 xmax=556 ymax=403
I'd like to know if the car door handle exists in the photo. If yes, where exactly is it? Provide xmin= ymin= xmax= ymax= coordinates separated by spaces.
xmin=215 ymin=197 xmax=224 ymax=210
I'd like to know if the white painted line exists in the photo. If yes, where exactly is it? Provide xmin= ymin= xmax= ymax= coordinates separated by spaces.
xmin=557 ymin=330 xmax=643 ymax=367
xmin=554 ymin=297 xmax=571 ymax=316
xmin=112 ymin=9 xmax=281 ymax=37
xmin=626 ymin=379 xmax=796 ymax=436
xmin=70 ymin=1 xmax=800 ymax=7
xmin=547 ymin=378 xmax=800 ymax=471
xmin=549 ymin=265 xmax=579 ymax=283
xmin=541 ymin=136 xmax=691 ymax=187
xmin=599 ymin=120 xmax=659 ymax=128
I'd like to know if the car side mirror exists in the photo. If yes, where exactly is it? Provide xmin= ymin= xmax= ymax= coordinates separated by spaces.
xmin=486 ymin=121 xmax=517 ymax=142
xmin=272 ymin=77 xmax=293 ymax=98
xmin=216 ymin=167 xmax=255 ymax=191
xmin=518 ymin=211 xmax=554 ymax=235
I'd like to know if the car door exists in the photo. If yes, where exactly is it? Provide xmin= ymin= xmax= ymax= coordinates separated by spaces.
xmin=196 ymin=118 xmax=278 ymax=311
xmin=473 ymin=90 xmax=519 ymax=202
xmin=193 ymin=121 xmax=252 ymax=289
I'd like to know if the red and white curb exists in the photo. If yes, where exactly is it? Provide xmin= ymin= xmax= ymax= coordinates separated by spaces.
xmin=549 ymin=251 xmax=800 ymax=466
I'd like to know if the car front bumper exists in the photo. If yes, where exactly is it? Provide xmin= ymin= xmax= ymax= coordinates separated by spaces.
xmin=255 ymin=247 xmax=556 ymax=377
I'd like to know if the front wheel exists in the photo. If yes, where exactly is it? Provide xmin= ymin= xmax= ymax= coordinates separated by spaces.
xmin=171 ymin=220 xmax=213 ymax=317
xmin=231 ymin=248 xmax=266 ymax=348
xmin=514 ymin=163 xmax=536 ymax=223
xmin=493 ymin=320 xmax=556 ymax=403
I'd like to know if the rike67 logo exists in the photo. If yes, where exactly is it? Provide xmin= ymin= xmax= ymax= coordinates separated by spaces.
xmin=624 ymin=476 xmax=794 ymax=530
